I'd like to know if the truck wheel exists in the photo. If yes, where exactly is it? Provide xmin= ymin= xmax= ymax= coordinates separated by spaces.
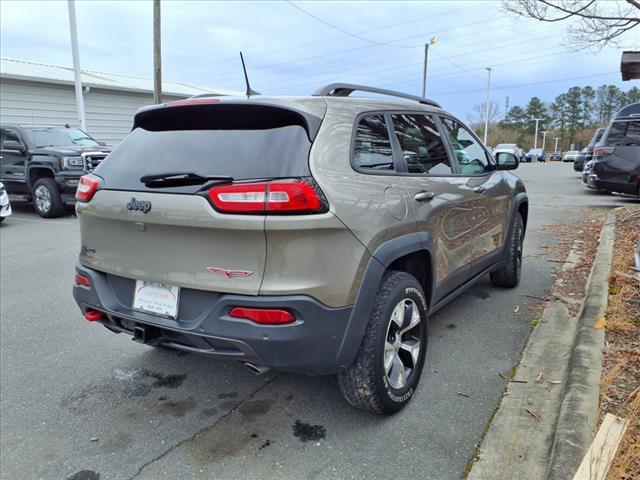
xmin=33 ymin=178 xmax=64 ymax=218
xmin=338 ymin=271 xmax=427 ymax=415
xmin=491 ymin=213 xmax=523 ymax=288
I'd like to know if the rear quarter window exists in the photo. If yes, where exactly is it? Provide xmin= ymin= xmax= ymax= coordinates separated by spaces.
xmin=352 ymin=114 xmax=395 ymax=172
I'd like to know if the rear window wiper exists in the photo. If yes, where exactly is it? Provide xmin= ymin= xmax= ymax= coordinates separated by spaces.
xmin=140 ymin=172 xmax=233 ymax=187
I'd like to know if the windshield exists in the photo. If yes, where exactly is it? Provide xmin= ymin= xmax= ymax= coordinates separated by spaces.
xmin=495 ymin=144 xmax=515 ymax=149
xmin=24 ymin=127 xmax=99 ymax=148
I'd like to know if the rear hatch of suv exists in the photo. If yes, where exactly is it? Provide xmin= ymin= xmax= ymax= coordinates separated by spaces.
xmin=77 ymin=99 xmax=326 ymax=296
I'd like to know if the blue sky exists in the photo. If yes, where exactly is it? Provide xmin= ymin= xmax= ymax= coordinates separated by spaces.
xmin=1 ymin=0 xmax=637 ymax=119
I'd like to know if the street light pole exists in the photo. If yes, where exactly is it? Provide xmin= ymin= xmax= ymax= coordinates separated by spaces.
xmin=153 ymin=0 xmax=162 ymax=104
xmin=532 ymin=118 xmax=542 ymax=150
xmin=67 ymin=0 xmax=86 ymax=131
xmin=421 ymin=37 xmax=437 ymax=98
xmin=553 ymin=137 xmax=559 ymax=153
xmin=541 ymin=131 xmax=547 ymax=152
xmin=483 ymin=67 xmax=492 ymax=146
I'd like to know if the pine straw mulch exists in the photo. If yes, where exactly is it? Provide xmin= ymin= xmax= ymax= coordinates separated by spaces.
xmin=601 ymin=206 xmax=640 ymax=480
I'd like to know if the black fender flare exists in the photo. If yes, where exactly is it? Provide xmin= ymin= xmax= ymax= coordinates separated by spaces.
xmin=27 ymin=165 xmax=57 ymax=191
xmin=334 ymin=232 xmax=435 ymax=369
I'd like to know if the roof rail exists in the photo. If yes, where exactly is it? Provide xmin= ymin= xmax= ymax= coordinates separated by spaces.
xmin=312 ymin=83 xmax=441 ymax=108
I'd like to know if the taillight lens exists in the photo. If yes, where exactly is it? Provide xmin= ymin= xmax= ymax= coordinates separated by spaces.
xmin=229 ymin=307 xmax=295 ymax=325
xmin=76 ymin=175 xmax=100 ymax=202
xmin=84 ymin=309 xmax=104 ymax=322
xmin=594 ymin=146 xmax=615 ymax=157
xmin=207 ymin=179 xmax=323 ymax=214
xmin=75 ymin=273 xmax=91 ymax=287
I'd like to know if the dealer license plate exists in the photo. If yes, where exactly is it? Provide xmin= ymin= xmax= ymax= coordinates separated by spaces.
xmin=133 ymin=281 xmax=180 ymax=318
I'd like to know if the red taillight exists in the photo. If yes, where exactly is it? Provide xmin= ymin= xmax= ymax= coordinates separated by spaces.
xmin=207 ymin=180 xmax=323 ymax=214
xmin=229 ymin=307 xmax=296 ymax=325
xmin=84 ymin=309 xmax=103 ymax=322
xmin=75 ymin=273 xmax=91 ymax=287
xmin=594 ymin=146 xmax=615 ymax=157
xmin=76 ymin=175 xmax=100 ymax=202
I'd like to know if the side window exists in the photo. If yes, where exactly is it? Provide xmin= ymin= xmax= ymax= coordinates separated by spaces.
xmin=440 ymin=117 xmax=492 ymax=175
xmin=391 ymin=114 xmax=451 ymax=175
xmin=353 ymin=115 xmax=395 ymax=171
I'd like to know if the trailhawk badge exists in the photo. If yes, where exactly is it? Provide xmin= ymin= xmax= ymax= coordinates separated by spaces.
xmin=207 ymin=267 xmax=254 ymax=278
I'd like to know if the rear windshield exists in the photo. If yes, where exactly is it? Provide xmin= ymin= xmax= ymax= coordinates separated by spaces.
xmin=604 ymin=120 xmax=640 ymax=146
xmin=96 ymin=125 xmax=312 ymax=193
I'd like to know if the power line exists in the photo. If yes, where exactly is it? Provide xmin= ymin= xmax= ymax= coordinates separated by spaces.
xmin=433 ymin=72 xmax=618 ymax=97
xmin=176 ymin=4 xmax=475 ymax=73
xmin=286 ymin=0 xmax=411 ymax=48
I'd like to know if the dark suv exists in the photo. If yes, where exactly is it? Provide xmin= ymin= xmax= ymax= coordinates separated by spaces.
xmin=587 ymin=103 xmax=640 ymax=196
xmin=72 ymin=84 xmax=527 ymax=414
xmin=0 ymin=125 xmax=111 ymax=217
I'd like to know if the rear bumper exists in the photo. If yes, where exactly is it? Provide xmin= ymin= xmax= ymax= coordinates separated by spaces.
xmin=592 ymin=178 xmax=639 ymax=196
xmin=72 ymin=264 xmax=354 ymax=374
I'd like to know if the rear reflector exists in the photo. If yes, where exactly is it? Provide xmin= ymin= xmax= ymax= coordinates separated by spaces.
xmin=207 ymin=180 xmax=323 ymax=214
xmin=75 ymin=273 xmax=91 ymax=287
xmin=594 ymin=146 xmax=615 ymax=157
xmin=229 ymin=307 xmax=295 ymax=325
xmin=84 ymin=309 xmax=104 ymax=322
xmin=76 ymin=175 xmax=100 ymax=202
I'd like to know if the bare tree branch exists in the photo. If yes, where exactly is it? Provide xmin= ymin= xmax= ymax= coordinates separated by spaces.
xmin=503 ymin=0 xmax=640 ymax=49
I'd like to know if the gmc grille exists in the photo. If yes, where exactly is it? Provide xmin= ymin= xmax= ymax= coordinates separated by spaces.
xmin=82 ymin=152 xmax=108 ymax=171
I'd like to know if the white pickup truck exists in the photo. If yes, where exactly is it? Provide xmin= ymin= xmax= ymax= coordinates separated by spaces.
xmin=494 ymin=143 xmax=526 ymax=163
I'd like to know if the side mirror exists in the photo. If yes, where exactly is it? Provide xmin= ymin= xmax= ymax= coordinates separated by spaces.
xmin=496 ymin=152 xmax=518 ymax=170
xmin=1 ymin=140 xmax=26 ymax=154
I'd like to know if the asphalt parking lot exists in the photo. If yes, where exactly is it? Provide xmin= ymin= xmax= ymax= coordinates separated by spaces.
xmin=0 ymin=163 xmax=636 ymax=480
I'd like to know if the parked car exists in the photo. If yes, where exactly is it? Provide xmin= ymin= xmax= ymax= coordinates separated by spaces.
xmin=587 ymin=103 xmax=640 ymax=196
xmin=526 ymin=148 xmax=546 ymax=162
xmin=562 ymin=150 xmax=580 ymax=162
xmin=494 ymin=143 xmax=525 ymax=162
xmin=574 ymin=148 xmax=590 ymax=172
xmin=0 ymin=181 xmax=11 ymax=222
xmin=0 ymin=125 xmax=111 ymax=218
xmin=578 ymin=127 xmax=607 ymax=171
xmin=72 ymin=84 xmax=528 ymax=414
xmin=549 ymin=152 xmax=562 ymax=161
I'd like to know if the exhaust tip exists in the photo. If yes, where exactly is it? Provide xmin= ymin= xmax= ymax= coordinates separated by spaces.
xmin=243 ymin=362 xmax=270 ymax=375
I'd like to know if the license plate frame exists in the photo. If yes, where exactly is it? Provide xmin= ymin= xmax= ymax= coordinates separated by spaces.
xmin=132 ymin=280 xmax=180 ymax=319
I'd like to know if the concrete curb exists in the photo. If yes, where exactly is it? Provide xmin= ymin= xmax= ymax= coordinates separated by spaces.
xmin=545 ymin=210 xmax=616 ymax=479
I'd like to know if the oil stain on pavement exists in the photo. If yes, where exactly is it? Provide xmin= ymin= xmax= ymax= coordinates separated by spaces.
xmin=292 ymin=420 xmax=326 ymax=442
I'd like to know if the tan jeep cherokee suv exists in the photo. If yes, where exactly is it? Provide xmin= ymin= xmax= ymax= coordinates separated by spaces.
xmin=73 ymin=84 xmax=527 ymax=414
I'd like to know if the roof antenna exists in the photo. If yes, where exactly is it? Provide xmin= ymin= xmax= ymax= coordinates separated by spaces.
xmin=240 ymin=51 xmax=260 ymax=98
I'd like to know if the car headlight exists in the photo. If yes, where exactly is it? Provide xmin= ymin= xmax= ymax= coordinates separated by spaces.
xmin=61 ymin=156 xmax=84 ymax=169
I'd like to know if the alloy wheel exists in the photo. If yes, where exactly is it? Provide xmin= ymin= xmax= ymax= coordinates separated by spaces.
xmin=384 ymin=298 xmax=423 ymax=390
xmin=35 ymin=185 xmax=52 ymax=213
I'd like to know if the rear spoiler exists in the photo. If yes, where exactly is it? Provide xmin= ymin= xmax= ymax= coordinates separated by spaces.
xmin=133 ymin=101 xmax=323 ymax=141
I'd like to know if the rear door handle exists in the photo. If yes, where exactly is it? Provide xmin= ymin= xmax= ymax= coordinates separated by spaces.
xmin=472 ymin=186 xmax=486 ymax=194
xmin=414 ymin=191 xmax=435 ymax=202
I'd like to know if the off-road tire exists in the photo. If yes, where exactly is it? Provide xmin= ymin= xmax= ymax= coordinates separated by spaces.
xmin=33 ymin=178 xmax=64 ymax=218
xmin=338 ymin=271 xmax=428 ymax=415
xmin=490 ymin=212 xmax=523 ymax=288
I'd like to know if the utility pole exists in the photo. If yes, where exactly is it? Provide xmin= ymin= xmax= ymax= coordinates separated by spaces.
xmin=505 ymin=96 xmax=510 ymax=116
xmin=532 ymin=118 xmax=543 ymax=149
xmin=421 ymin=37 xmax=437 ymax=98
xmin=153 ymin=0 xmax=162 ymax=104
xmin=483 ymin=67 xmax=492 ymax=146
xmin=67 ymin=0 xmax=86 ymax=131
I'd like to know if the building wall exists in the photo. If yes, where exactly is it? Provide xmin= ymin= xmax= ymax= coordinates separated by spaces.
xmin=0 ymin=78 xmax=184 ymax=145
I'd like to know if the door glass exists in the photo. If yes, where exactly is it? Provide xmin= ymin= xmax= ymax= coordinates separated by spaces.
xmin=352 ymin=115 xmax=395 ymax=171
xmin=440 ymin=117 xmax=492 ymax=175
xmin=391 ymin=114 xmax=451 ymax=175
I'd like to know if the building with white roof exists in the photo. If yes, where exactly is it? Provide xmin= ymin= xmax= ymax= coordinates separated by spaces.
xmin=0 ymin=58 xmax=241 ymax=145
